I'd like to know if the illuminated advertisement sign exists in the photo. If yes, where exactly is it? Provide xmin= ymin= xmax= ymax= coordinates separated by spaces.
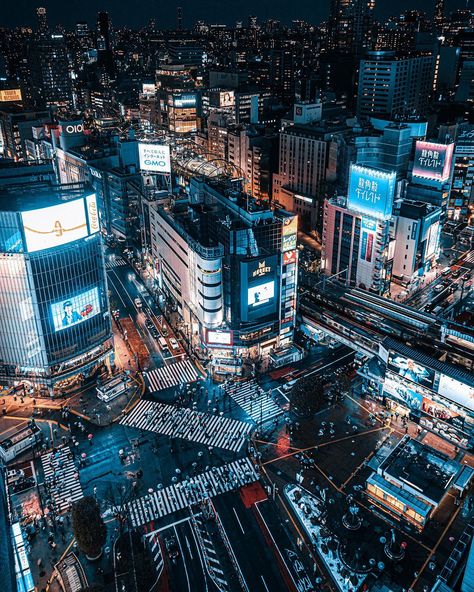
xmin=173 ymin=94 xmax=197 ymax=108
xmin=248 ymin=281 xmax=275 ymax=307
xmin=425 ymin=221 xmax=439 ymax=259
xmin=347 ymin=165 xmax=396 ymax=220
xmin=138 ymin=143 xmax=171 ymax=174
xmin=219 ymin=91 xmax=234 ymax=107
xmin=282 ymin=216 xmax=298 ymax=236
xmin=0 ymin=88 xmax=22 ymax=102
xmin=282 ymin=234 xmax=297 ymax=252
xmin=206 ymin=330 xmax=233 ymax=346
xmin=51 ymin=287 xmax=100 ymax=332
xmin=283 ymin=250 xmax=297 ymax=265
xmin=86 ymin=194 xmax=100 ymax=234
xmin=22 ymin=199 xmax=88 ymax=253
xmin=422 ymin=397 xmax=465 ymax=430
xmin=438 ymin=374 xmax=474 ymax=412
xmin=60 ymin=121 xmax=84 ymax=135
xmin=383 ymin=376 xmax=423 ymax=411
xmin=360 ymin=217 xmax=377 ymax=263
xmin=241 ymin=255 xmax=278 ymax=322
xmin=387 ymin=352 xmax=435 ymax=389
xmin=412 ymin=141 xmax=454 ymax=182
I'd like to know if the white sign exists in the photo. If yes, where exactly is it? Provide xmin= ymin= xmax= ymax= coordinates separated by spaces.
xmin=139 ymin=143 xmax=171 ymax=174
xmin=438 ymin=374 xmax=474 ymax=412
xmin=86 ymin=194 xmax=100 ymax=234
xmin=22 ymin=199 xmax=88 ymax=253
xmin=207 ymin=331 xmax=232 ymax=345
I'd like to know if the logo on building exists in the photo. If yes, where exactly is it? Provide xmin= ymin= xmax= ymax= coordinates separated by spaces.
xmin=252 ymin=260 xmax=271 ymax=278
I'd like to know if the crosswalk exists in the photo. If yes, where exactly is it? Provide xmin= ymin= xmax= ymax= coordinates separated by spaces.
xmin=125 ymin=457 xmax=258 ymax=527
xmin=222 ymin=379 xmax=283 ymax=424
xmin=105 ymin=258 xmax=128 ymax=269
xmin=41 ymin=446 xmax=84 ymax=513
xmin=144 ymin=359 xmax=201 ymax=393
xmin=145 ymin=532 xmax=164 ymax=580
xmin=120 ymin=399 xmax=252 ymax=452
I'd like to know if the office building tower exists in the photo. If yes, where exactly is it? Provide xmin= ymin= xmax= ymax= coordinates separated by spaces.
xmin=321 ymin=165 xmax=397 ymax=295
xmin=28 ymin=33 xmax=73 ymax=109
xmin=357 ymin=51 xmax=435 ymax=119
xmin=327 ymin=0 xmax=376 ymax=55
xmin=434 ymin=0 xmax=445 ymax=32
xmin=392 ymin=200 xmax=441 ymax=285
xmin=36 ymin=7 xmax=48 ymax=35
xmin=148 ymin=177 xmax=299 ymax=377
xmin=272 ymin=123 xmax=341 ymax=230
xmin=0 ymin=106 xmax=51 ymax=161
xmin=449 ymin=124 xmax=474 ymax=223
xmin=96 ymin=11 xmax=114 ymax=74
xmin=0 ymin=183 xmax=112 ymax=394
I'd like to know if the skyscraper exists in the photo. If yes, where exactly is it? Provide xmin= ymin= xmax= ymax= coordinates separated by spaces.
xmin=327 ymin=0 xmax=376 ymax=55
xmin=96 ymin=10 xmax=114 ymax=74
xmin=36 ymin=7 xmax=48 ymax=36
xmin=434 ymin=0 xmax=445 ymax=32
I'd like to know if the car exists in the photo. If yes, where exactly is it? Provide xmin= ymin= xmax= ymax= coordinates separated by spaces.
xmin=161 ymin=327 xmax=169 ymax=337
xmin=11 ymin=476 xmax=36 ymax=493
xmin=169 ymin=338 xmax=180 ymax=351
xmin=151 ymin=328 xmax=160 ymax=339
xmin=433 ymin=284 xmax=444 ymax=293
xmin=134 ymin=298 xmax=142 ymax=309
xmin=452 ymin=269 xmax=462 ymax=279
xmin=145 ymin=319 xmax=154 ymax=330
xmin=165 ymin=537 xmax=179 ymax=561
xmin=441 ymin=267 xmax=451 ymax=277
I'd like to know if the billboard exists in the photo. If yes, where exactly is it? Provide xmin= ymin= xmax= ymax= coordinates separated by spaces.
xmin=86 ymin=194 xmax=100 ymax=234
xmin=387 ymin=352 xmax=435 ymax=389
xmin=438 ymin=374 xmax=474 ymax=412
xmin=0 ymin=89 xmax=22 ymax=102
xmin=422 ymin=397 xmax=465 ymax=430
xmin=248 ymin=281 xmax=275 ymax=307
xmin=425 ymin=221 xmax=439 ymax=259
xmin=383 ymin=376 xmax=423 ymax=411
xmin=22 ymin=199 xmax=88 ymax=253
xmin=282 ymin=216 xmax=298 ymax=236
xmin=206 ymin=330 xmax=232 ymax=346
xmin=360 ymin=217 xmax=377 ymax=263
xmin=138 ymin=143 xmax=171 ymax=174
xmin=173 ymin=94 xmax=197 ymax=108
xmin=51 ymin=287 xmax=100 ymax=332
xmin=219 ymin=91 xmax=234 ymax=107
xmin=283 ymin=250 xmax=297 ymax=265
xmin=412 ymin=141 xmax=454 ymax=183
xmin=347 ymin=165 xmax=396 ymax=220
xmin=240 ymin=255 xmax=278 ymax=322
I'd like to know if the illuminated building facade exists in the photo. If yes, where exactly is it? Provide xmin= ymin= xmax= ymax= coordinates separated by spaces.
xmin=0 ymin=183 xmax=113 ymax=394
xmin=149 ymin=178 xmax=298 ymax=377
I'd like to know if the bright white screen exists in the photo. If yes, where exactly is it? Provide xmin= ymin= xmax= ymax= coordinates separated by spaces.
xmin=248 ymin=281 xmax=275 ymax=307
xmin=51 ymin=288 xmax=100 ymax=332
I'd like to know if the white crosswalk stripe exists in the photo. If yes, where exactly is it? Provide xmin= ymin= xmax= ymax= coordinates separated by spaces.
xmin=105 ymin=258 xmax=128 ymax=269
xmin=125 ymin=458 xmax=259 ymax=527
xmin=145 ymin=532 xmax=164 ymax=578
xmin=120 ymin=399 xmax=252 ymax=452
xmin=222 ymin=379 xmax=283 ymax=424
xmin=41 ymin=446 xmax=84 ymax=513
xmin=144 ymin=359 xmax=201 ymax=393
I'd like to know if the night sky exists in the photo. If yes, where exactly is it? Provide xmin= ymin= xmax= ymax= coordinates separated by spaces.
xmin=0 ymin=0 xmax=468 ymax=29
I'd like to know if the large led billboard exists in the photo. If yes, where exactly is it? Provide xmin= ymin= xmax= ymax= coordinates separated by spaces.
xmin=22 ymin=199 xmax=88 ymax=253
xmin=248 ymin=281 xmax=275 ymax=307
xmin=347 ymin=165 xmax=396 ymax=220
xmin=383 ymin=376 xmax=423 ymax=411
xmin=138 ymin=143 xmax=171 ymax=174
xmin=387 ymin=352 xmax=435 ymax=389
xmin=206 ymin=330 xmax=232 ymax=346
xmin=438 ymin=374 xmax=474 ymax=412
xmin=412 ymin=141 xmax=454 ymax=183
xmin=51 ymin=287 xmax=100 ymax=332
xmin=240 ymin=255 xmax=278 ymax=322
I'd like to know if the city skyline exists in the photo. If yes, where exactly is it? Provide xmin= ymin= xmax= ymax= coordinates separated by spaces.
xmin=0 ymin=0 xmax=469 ymax=28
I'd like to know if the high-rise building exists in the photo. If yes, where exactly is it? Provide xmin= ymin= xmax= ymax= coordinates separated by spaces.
xmin=36 ymin=7 xmax=48 ymax=35
xmin=448 ymin=124 xmax=474 ymax=223
xmin=434 ymin=0 xmax=445 ymax=32
xmin=327 ymin=0 xmax=376 ymax=55
xmin=148 ymin=177 xmax=299 ymax=377
xmin=321 ymin=165 xmax=397 ymax=295
xmin=28 ymin=33 xmax=73 ymax=108
xmin=0 ymin=183 xmax=113 ymax=394
xmin=357 ymin=51 xmax=435 ymax=119
xmin=96 ymin=11 xmax=114 ymax=74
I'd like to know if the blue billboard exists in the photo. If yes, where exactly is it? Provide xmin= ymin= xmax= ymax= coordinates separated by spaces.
xmin=347 ymin=165 xmax=396 ymax=220
xmin=240 ymin=255 xmax=278 ymax=322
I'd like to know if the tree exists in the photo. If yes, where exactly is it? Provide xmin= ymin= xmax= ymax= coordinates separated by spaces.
xmin=71 ymin=496 xmax=107 ymax=559
xmin=290 ymin=375 xmax=325 ymax=418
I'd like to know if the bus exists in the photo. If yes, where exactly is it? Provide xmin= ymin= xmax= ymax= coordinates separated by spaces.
xmin=0 ymin=423 xmax=42 ymax=463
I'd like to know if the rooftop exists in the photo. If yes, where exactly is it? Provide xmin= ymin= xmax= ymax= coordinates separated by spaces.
xmin=378 ymin=436 xmax=459 ymax=505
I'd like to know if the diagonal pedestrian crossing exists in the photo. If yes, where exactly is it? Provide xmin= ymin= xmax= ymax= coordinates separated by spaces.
xmin=41 ymin=446 xmax=84 ymax=513
xmin=120 ymin=399 xmax=252 ymax=452
xmin=222 ymin=379 xmax=283 ymax=424
xmin=144 ymin=359 xmax=201 ymax=393
xmin=125 ymin=457 xmax=259 ymax=527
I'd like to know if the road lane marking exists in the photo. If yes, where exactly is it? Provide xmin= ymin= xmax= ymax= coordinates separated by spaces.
xmin=233 ymin=507 xmax=245 ymax=534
